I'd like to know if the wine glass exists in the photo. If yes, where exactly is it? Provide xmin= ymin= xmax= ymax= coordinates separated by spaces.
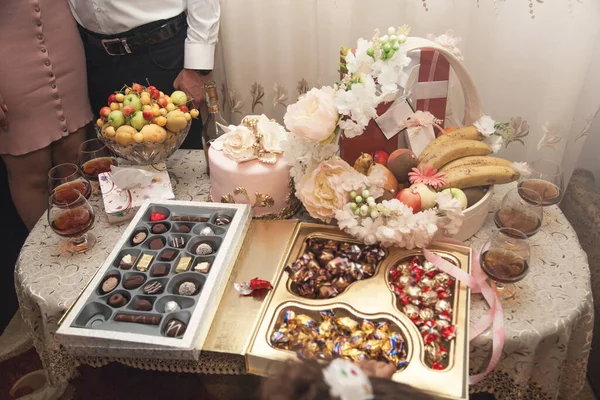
xmin=78 ymin=139 xmax=117 ymax=181
xmin=479 ymin=228 xmax=530 ymax=300
xmin=494 ymin=187 xmax=543 ymax=237
xmin=48 ymin=188 xmax=96 ymax=254
xmin=518 ymin=159 xmax=564 ymax=206
xmin=48 ymin=163 xmax=92 ymax=200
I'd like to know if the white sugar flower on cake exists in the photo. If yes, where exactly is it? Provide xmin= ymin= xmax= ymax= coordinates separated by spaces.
xmin=212 ymin=114 xmax=287 ymax=164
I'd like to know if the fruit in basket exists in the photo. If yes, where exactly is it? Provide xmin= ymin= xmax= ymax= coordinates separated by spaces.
xmin=142 ymin=110 xmax=153 ymax=121
xmin=369 ymin=163 xmax=398 ymax=198
xmin=140 ymin=124 xmax=167 ymax=143
xmin=387 ymin=149 xmax=418 ymax=182
xmin=109 ymin=102 xmax=120 ymax=111
xmin=166 ymin=103 xmax=176 ymax=112
xmin=441 ymin=188 xmax=468 ymax=210
xmin=99 ymin=106 xmax=111 ymax=119
xmin=133 ymin=131 xmax=144 ymax=143
xmin=132 ymin=83 xmax=143 ymax=93
xmin=130 ymin=111 xmax=149 ymax=131
xmin=353 ymin=153 xmax=374 ymax=175
xmin=107 ymin=110 xmax=125 ymax=128
xmin=397 ymin=188 xmax=421 ymax=213
xmin=115 ymin=93 xmax=125 ymax=103
xmin=439 ymin=165 xmax=519 ymax=190
xmin=104 ymin=126 xmax=116 ymax=138
xmin=190 ymin=109 xmax=199 ymax=118
xmin=166 ymin=110 xmax=188 ymax=132
xmin=171 ymin=91 xmax=188 ymax=106
xmin=439 ymin=156 xmax=512 ymax=172
xmin=155 ymin=116 xmax=167 ymax=127
xmin=123 ymin=94 xmax=142 ymax=112
xmin=115 ymin=125 xmax=136 ymax=145
xmin=157 ymin=97 xmax=168 ymax=108
xmin=418 ymin=140 xmax=493 ymax=170
xmin=410 ymin=183 xmax=437 ymax=210
xmin=179 ymin=105 xmax=189 ymax=113
xmin=96 ymin=118 xmax=103 ymax=128
xmin=108 ymin=93 xmax=117 ymax=104
xmin=419 ymin=126 xmax=483 ymax=165
xmin=463 ymin=187 xmax=487 ymax=207
xmin=373 ymin=150 xmax=389 ymax=165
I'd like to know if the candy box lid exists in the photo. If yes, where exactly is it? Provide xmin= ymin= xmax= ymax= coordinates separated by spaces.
xmin=244 ymin=223 xmax=471 ymax=400
xmin=57 ymin=200 xmax=251 ymax=357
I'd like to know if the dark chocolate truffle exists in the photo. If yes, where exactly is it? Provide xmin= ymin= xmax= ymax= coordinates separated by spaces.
xmin=149 ymin=238 xmax=164 ymax=250
xmin=177 ymin=225 xmax=191 ymax=233
xmin=132 ymin=231 xmax=147 ymax=245
xmin=123 ymin=275 xmax=146 ymax=290
xmin=150 ymin=264 xmax=170 ymax=277
xmin=133 ymin=299 xmax=152 ymax=311
xmin=159 ymin=249 xmax=177 ymax=261
xmin=151 ymin=223 xmax=168 ymax=234
xmin=143 ymin=281 xmax=164 ymax=295
xmin=119 ymin=254 xmax=136 ymax=270
xmin=101 ymin=276 xmax=118 ymax=294
xmin=215 ymin=215 xmax=232 ymax=226
xmin=108 ymin=293 xmax=127 ymax=307
xmin=164 ymin=319 xmax=186 ymax=337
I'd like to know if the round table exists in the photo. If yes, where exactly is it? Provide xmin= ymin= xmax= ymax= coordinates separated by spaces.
xmin=14 ymin=150 xmax=593 ymax=399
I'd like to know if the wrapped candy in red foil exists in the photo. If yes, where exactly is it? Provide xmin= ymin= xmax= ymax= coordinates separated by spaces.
xmin=270 ymin=310 xmax=408 ymax=371
xmin=150 ymin=212 xmax=167 ymax=221
xmin=388 ymin=255 xmax=458 ymax=370
xmin=234 ymin=277 xmax=273 ymax=296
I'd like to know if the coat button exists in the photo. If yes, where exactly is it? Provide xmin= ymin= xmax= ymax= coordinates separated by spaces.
xmin=59 ymin=116 xmax=65 ymax=121
xmin=56 ymin=105 xmax=62 ymax=110
xmin=41 ymin=47 xmax=47 ymax=53
xmin=53 ymin=94 xmax=59 ymax=99
xmin=48 ymin=72 xmax=54 ymax=77
xmin=34 ymin=6 xmax=40 ymax=12
xmin=36 ymin=20 xmax=42 ymax=26
xmin=51 ymin=84 xmax=56 ymax=89
xmin=37 ymin=34 xmax=43 ymax=40
xmin=63 ymin=128 xmax=68 ymax=132
xmin=45 ymin=60 xmax=51 ymax=66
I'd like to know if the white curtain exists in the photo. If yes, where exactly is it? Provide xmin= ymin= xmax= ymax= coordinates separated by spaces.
xmin=213 ymin=0 xmax=600 ymax=183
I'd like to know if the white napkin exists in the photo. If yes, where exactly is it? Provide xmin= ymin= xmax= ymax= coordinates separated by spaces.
xmin=110 ymin=165 xmax=154 ymax=189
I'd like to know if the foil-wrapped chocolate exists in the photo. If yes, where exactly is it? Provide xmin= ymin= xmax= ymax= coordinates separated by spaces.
xmin=286 ymin=238 xmax=386 ymax=299
xmin=270 ymin=310 xmax=408 ymax=371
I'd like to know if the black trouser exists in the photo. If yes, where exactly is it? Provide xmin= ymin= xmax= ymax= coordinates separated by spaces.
xmin=79 ymin=19 xmax=203 ymax=149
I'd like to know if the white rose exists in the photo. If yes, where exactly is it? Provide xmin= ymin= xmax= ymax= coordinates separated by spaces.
xmin=220 ymin=125 xmax=256 ymax=163
xmin=284 ymin=86 xmax=338 ymax=142
xmin=257 ymin=114 xmax=286 ymax=153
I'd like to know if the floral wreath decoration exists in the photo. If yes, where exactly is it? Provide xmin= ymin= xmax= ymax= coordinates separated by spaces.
xmin=282 ymin=25 xmax=529 ymax=249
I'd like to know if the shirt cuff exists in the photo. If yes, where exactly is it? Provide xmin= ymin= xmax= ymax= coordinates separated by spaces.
xmin=184 ymin=41 xmax=216 ymax=70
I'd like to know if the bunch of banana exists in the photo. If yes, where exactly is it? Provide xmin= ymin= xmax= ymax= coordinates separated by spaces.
xmin=418 ymin=125 xmax=520 ymax=190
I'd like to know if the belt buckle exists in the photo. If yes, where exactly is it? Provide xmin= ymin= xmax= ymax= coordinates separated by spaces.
xmin=101 ymin=38 xmax=132 ymax=56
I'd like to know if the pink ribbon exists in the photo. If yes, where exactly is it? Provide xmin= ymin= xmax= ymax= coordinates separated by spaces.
xmin=424 ymin=237 xmax=504 ymax=385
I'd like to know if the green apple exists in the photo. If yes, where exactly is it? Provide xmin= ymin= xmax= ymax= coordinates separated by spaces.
xmin=170 ymin=90 xmax=188 ymax=106
xmin=123 ymin=94 xmax=142 ymax=112
xmin=130 ymin=111 xmax=149 ymax=131
xmin=410 ymin=183 xmax=437 ymax=210
xmin=107 ymin=110 xmax=125 ymax=128
xmin=441 ymin=188 xmax=468 ymax=210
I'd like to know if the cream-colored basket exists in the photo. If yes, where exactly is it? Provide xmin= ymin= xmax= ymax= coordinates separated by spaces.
xmin=404 ymin=37 xmax=490 ymax=241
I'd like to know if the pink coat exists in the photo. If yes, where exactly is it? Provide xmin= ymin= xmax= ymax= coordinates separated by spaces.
xmin=0 ymin=0 xmax=92 ymax=155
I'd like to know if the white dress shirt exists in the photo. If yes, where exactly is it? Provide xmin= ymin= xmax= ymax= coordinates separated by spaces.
xmin=68 ymin=0 xmax=219 ymax=70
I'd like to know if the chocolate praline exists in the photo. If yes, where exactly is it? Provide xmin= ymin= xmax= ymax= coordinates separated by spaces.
xmin=177 ymin=225 xmax=191 ymax=233
xmin=123 ymin=275 xmax=146 ymax=289
xmin=143 ymin=281 xmax=164 ymax=295
xmin=165 ymin=318 xmax=186 ymax=337
xmin=214 ymin=215 xmax=232 ymax=226
xmin=195 ymin=243 xmax=213 ymax=256
xmin=151 ymin=223 xmax=168 ymax=234
xmin=133 ymin=299 xmax=152 ymax=311
xmin=149 ymin=238 xmax=165 ymax=250
xmin=131 ymin=231 xmax=147 ymax=245
xmin=178 ymin=281 xmax=198 ymax=296
xmin=119 ymin=254 xmax=136 ymax=270
xmin=101 ymin=276 xmax=118 ymax=294
xmin=108 ymin=293 xmax=127 ymax=307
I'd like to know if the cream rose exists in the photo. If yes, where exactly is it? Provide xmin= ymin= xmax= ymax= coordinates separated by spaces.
xmin=284 ymin=86 xmax=338 ymax=142
xmin=257 ymin=114 xmax=286 ymax=153
xmin=296 ymin=158 xmax=368 ymax=222
xmin=217 ymin=125 xmax=256 ymax=163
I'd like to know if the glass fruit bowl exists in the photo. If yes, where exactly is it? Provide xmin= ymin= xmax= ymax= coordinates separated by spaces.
xmin=96 ymin=121 xmax=191 ymax=165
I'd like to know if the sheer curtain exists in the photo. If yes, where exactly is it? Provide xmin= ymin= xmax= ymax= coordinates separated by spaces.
xmin=213 ymin=0 xmax=600 ymax=184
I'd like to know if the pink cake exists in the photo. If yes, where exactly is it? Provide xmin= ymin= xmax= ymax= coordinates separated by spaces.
xmin=208 ymin=115 xmax=300 ymax=218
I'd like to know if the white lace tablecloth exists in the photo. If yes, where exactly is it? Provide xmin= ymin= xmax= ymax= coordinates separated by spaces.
xmin=14 ymin=150 xmax=593 ymax=399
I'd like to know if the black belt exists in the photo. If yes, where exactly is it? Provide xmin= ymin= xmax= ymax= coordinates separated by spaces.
xmin=79 ymin=13 xmax=186 ymax=56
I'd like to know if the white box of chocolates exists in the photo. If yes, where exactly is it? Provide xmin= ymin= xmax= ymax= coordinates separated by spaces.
xmin=57 ymin=200 xmax=251 ymax=359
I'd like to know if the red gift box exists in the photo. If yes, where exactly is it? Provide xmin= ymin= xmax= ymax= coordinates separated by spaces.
xmin=340 ymin=49 xmax=451 ymax=165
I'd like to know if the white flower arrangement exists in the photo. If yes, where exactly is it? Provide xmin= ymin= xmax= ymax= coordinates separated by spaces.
xmin=282 ymin=25 xmax=467 ymax=249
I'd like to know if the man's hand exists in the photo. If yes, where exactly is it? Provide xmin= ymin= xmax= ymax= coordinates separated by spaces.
xmin=0 ymin=93 xmax=8 ymax=131
xmin=173 ymin=69 xmax=212 ymax=109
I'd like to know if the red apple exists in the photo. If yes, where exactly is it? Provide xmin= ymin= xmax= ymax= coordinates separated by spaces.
xmin=122 ymin=105 xmax=135 ymax=117
xmin=132 ymin=83 xmax=143 ymax=93
xmin=142 ymin=110 xmax=153 ymax=121
xmin=179 ymin=105 xmax=189 ymax=113
xmin=107 ymin=93 xmax=117 ymax=105
xmin=373 ymin=150 xmax=389 ymax=165
xmin=396 ymin=188 xmax=421 ymax=213
xmin=147 ymin=85 xmax=157 ymax=92
xmin=157 ymin=97 xmax=168 ymax=108
xmin=150 ymin=89 xmax=160 ymax=99
xmin=99 ymin=106 xmax=111 ymax=119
